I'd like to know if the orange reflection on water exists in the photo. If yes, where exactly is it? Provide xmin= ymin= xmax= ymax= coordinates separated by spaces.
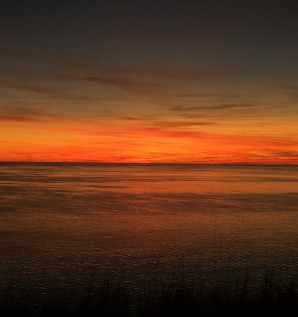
xmin=0 ymin=163 xmax=298 ymax=294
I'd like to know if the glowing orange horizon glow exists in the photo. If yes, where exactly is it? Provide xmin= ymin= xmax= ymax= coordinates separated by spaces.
xmin=1 ymin=111 xmax=297 ymax=164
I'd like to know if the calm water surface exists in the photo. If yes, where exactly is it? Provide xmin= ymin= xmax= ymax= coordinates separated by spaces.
xmin=1 ymin=163 xmax=298 ymax=296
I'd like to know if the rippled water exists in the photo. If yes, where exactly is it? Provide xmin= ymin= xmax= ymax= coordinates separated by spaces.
xmin=1 ymin=163 xmax=298 ymax=297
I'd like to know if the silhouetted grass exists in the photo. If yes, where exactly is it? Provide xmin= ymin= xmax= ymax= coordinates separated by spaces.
xmin=1 ymin=272 xmax=298 ymax=316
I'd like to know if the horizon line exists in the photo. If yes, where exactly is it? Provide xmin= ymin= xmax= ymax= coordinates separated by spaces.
xmin=0 ymin=161 xmax=297 ymax=166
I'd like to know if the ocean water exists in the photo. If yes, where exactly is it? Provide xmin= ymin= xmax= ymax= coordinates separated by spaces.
xmin=1 ymin=163 xmax=298 ymax=297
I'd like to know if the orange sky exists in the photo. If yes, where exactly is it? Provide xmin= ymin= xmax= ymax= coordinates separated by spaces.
xmin=1 ymin=103 xmax=297 ymax=163
xmin=1 ymin=1 xmax=298 ymax=163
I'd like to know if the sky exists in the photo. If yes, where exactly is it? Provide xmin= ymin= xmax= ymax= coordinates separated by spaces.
xmin=0 ymin=0 xmax=298 ymax=163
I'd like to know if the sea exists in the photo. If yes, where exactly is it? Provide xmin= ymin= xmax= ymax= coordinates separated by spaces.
xmin=1 ymin=163 xmax=298 ymax=298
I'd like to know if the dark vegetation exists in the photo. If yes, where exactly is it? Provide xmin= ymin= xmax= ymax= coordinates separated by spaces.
xmin=1 ymin=271 xmax=298 ymax=317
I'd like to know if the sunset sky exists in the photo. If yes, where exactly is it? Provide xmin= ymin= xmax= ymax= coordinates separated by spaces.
xmin=1 ymin=0 xmax=297 ymax=163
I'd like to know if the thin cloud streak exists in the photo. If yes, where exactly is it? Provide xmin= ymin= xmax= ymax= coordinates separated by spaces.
xmin=81 ymin=76 xmax=163 ymax=98
xmin=171 ymin=104 xmax=264 ymax=112
xmin=0 ymin=106 xmax=87 ymax=123
xmin=0 ymin=78 xmax=100 ymax=101
xmin=0 ymin=79 xmax=58 ymax=94
xmin=176 ymin=93 xmax=242 ymax=98
xmin=151 ymin=121 xmax=213 ymax=128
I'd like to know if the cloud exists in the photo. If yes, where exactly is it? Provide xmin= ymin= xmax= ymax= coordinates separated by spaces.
xmin=0 ymin=106 xmax=71 ymax=123
xmin=81 ymin=76 xmax=169 ymax=104
xmin=94 ymin=113 xmax=159 ymax=123
xmin=101 ymin=64 xmax=258 ymax=84
xmin=0 ymin=79 xmax=54 ymax=92
xmin=171 ymin=104 xmax=262 ymax=112
xmin=93 ymin=112 xmax=213 ymax=129
xmin=175 ymin=93 xmax=241 ymax=98
xmin=0 ymin=79 xmax=69 ymax=99
xmin=0 ymin=115 xmax=39 ymax=122
xmin=0 ymin=77 xmax=102 ymax=102
xmin=81 ymin=76 xmax=164 ymax=99
xmin=268 ymin=150 xmax=298 ymax=158
xmin=151 ymin=120 xmax=213 ymax=128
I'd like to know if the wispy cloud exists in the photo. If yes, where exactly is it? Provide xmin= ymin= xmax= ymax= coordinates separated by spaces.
xmin=0 ymin=115 xmax=40 ymax=122
xmin=0 ymin=106 xmax=72 ymax=123
xmin=81 ymin=76 xmax=162 ymax=97
xmin=78 ymin=76 xmax=172 ymax=105
xmin=268 ymin=150 xmax=298 ymax=158
xmin=175 ymin=93 xmax=241 ymax=98
xmin=0 ymin=79 xmax=59 ymax=94
xmin=151 ymin=120 xmax=213 ymax=128
xmin=171 ymin=104 xmax=262 ymax=112
xmin=93 ymin=112 xmax=213 ymax=129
